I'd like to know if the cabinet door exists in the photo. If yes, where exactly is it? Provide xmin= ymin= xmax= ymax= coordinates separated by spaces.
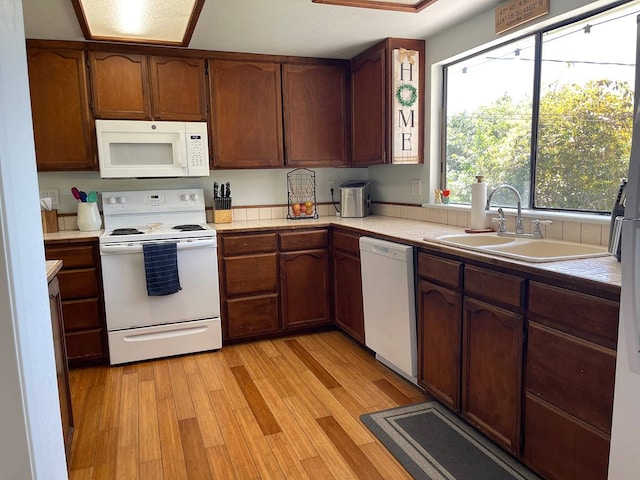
xmin=526 ymin=321 xmax=615 ymax=434
xmin=150 ymin=56 xmax=207 ymax=121
xmin=462 ymin=297 xmax=523 ymax=454
xmin=27 ymin=47 xmax=95 ymax=171
xmin=89 ymin=51 xmax=151 ymax=119
xmin=418 ymin=279 xmax=462 ymax=411
xmin=48 ymin=276 xmax=74 ymax=459
xmin=225 ymin=294 xmax=280 ymax=340
xmin=209 ymin=60 xmax=283 ymax=168
xmin=333 ymin=250 xmax=364 ymax=343
xmin=224 ymin=253 xmax=278 ymax=297
xmin=282 ymin=64 xmax=349 ymax=166
xmin=351 ymin=47 xmax=386 ymax=166
xmin=281 ymin=249 xmax=330 ymax=328
xmin=523 ymin=393 xmax=610 ymax=480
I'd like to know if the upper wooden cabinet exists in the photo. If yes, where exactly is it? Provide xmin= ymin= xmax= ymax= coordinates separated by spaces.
xmin=209 ymin=60 xmax=284 ymax=168
xmin=27 ymin=45 xmax=95 ymax=171
xmin=209 ymin=59 xmax=350 ymax=169
xmin=89 ymin=51 xmax=206 ymax=121
xmin=282 ymin=63 xmax=349 ymax=167
xmin=351 ymin=46 xmax=385 ymax=166
xmin=350 ymin=38 xmax=425 ymax=166
xmin=150 ymin=56 xmax=207 ymax=121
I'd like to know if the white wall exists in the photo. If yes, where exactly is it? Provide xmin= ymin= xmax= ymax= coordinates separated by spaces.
xmin=0 ymin=0 xmax=68 ymax=477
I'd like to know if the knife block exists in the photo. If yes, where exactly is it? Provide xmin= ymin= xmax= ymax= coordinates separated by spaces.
xmin=214 ymin=209 xmax=232 ymax=224
xmin=41 ymin=209 xmax=58 ymax=233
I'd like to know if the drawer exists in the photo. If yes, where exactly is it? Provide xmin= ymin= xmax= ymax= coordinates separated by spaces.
xmin=65 ymin=328 xmax=106 ymax=362
xmin=45 ymin=244 xmax=96 ymax=268
xmin=464 ymin=265 xmax=524 ymax=309
xmin=62 ymin=298 xmax=103 ymax=332
xmin=280 ymin=229 xmax=328 ymax=251
xmin=224 ymin=253 xmax=278 ymax=297
xmin=418 ymin=252 xmax=462 ymax=288
xmin=333 ymin=230 xmax=361 ymax=256
xmin=222 ymin=233 xmax=277 ymax=256
xmin=526 ymin=321 xmax=615 ymax=434
xmin=523 ymin=393 xmax=610 ymax=480
xmin=225 ymin=294 xmax=280 ymax=339
xmin=528 ymin=281 xmax=619 ymax=349
xmin=57 ymin=268 xmax=99 ymax=299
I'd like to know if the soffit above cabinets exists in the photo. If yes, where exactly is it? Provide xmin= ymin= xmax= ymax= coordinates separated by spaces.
xmin=23 ymin=0 xmax=503 ymax=59
xmin=312 ymin=0 xmax=439 ymax=13
xmin=69 ymin=0 xmax=206 ymax=46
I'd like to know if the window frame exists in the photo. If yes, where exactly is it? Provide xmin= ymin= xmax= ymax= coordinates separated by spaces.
xmin=440 ymin=0 xmax=634 ymax=215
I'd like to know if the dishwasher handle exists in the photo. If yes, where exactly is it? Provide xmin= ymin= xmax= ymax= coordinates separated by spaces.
xmin=359 ymin=237 xmax=412 ymax=261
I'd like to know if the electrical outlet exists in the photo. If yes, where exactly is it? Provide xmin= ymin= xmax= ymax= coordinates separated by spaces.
xmin=411 ymin=179 xmax=422 ymax=196
xmin=328 ymin=181 xmax=335 ymax=194
xmin=39 ymin=188 xmax=60 ymax=206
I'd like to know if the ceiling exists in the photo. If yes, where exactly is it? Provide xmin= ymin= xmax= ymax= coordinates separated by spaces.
xmin=21 ymin=0 xmax=502 ymax=59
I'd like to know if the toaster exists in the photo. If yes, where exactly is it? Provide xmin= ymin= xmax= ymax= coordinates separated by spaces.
xmin=340 ymin=181 xmax=370 ymax=218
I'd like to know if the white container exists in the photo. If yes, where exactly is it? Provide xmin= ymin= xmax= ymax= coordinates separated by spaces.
xmin=77 ymin=202 xmax=102 ymax=231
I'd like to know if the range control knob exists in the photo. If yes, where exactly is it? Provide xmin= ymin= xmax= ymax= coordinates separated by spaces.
xmin=118 ymin=196 xmax=126 ymax=204
xmin=107 ymin=196 xmax=116 ymax=205
xmin=181 ymin=193 xmax=190 ymax=201
xmin=190 ymin=193 xmax=199 ymax=201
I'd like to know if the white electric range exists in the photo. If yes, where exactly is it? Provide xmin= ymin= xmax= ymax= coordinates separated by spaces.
xmin=99 ymin=188 xmax=221 ymax=365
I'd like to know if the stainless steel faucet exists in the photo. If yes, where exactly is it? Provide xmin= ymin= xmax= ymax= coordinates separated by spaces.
xmin=486 ymin=184 xmax=524 ymax=235
xmin=485 ymin=184 xmax=552 ymax=238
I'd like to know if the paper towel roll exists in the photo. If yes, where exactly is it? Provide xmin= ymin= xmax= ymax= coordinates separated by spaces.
xmin=470 ymin=179 xmax=488 ymax=230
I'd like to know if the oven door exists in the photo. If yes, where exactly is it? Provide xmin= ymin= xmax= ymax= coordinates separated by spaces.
xmin=100 ymin=238 xmax=220 ymax=331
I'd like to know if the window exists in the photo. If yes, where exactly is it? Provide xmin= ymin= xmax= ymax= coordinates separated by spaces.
xmin=443 ymin=2 xmax=637 ymax=213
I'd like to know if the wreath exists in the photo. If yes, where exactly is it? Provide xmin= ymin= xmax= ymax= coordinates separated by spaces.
xmin=396 ymin=84 xmax=417 ymax=108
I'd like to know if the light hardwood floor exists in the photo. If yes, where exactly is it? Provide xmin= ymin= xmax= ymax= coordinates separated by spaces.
xmin=67 ymin=330 xmax=427 ymax=479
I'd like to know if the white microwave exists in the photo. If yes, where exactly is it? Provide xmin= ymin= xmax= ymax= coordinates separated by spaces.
xmin=95 ymin=120 xmax=210 ymax=178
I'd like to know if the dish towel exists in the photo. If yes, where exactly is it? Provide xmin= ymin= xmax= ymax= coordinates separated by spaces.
xmin=142 ymin=242 xmax=182 ymax=296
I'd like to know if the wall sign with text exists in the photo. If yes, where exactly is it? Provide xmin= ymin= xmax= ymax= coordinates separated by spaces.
xmin=495 ymin=0 xmax=550 ymax=34
xmin=392 ymin=48 xmax=420 ymax=164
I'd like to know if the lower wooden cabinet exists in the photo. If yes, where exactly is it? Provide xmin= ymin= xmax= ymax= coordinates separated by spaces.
xmin=462 ymin=297 xmax=523 ymax=455
xmin=332 ymin=230 xmax=365 ymax=343
xmin=48 ymin=275 xmax=74 ymax=460
xmin=522 ymin=281 xmax=619 ymax=479
xmin=280 ymin=249 xmax=330 ymax=328
xmin=219 ymin=228 xmax=330 ymax=341
xmin=45 ymin=240 xmax=108 ymax=367
xmin=417 ymin=252 xmax=463 ymax=411
xmin=219 ymin=233 xmax=280 ymax=341
xmin=418 ymin=279 xmax=462 ymax=411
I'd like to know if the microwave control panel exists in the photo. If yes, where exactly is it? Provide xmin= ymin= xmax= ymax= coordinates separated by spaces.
xmin=187 ymin=133 xmax=208 ymax=172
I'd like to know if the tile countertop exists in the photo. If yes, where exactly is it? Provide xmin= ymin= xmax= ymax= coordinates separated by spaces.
xmin=43 ymin=215 xmax=621 ymax=296
xmin=46 ymin=259 xmax=63 ymax=283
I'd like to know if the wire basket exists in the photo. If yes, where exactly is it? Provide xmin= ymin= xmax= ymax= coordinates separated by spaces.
xmin=287 ymin=168 xmax=318 ymax=219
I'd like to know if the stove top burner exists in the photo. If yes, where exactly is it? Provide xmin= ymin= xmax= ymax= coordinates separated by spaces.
xmin=111 ymin=228 xmax=144 ymax=236
xmin=172 ymin=224 xmax=206 ymax=231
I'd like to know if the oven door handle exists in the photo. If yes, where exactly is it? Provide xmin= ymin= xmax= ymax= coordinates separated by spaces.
xmin=100 ymin=239 xmax=217 ymax=255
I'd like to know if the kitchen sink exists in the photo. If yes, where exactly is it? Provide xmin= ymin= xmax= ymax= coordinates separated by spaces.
xmin=433 ymin=234 xmax=610 ymax=263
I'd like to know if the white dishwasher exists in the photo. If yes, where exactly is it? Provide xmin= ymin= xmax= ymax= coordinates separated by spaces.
xmin=359 ymin=237 xmax=417 ymax=385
